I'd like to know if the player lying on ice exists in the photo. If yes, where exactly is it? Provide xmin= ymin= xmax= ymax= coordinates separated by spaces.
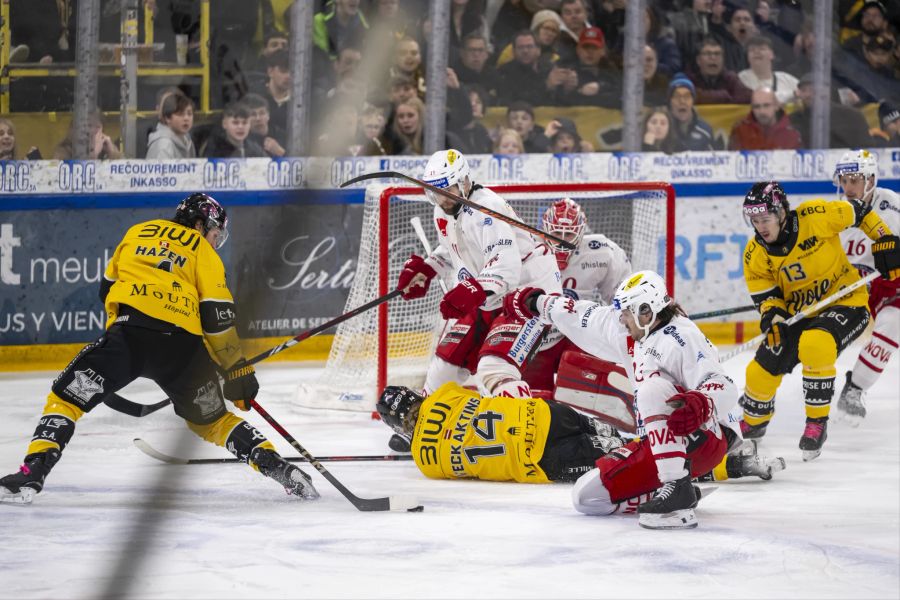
xmin=0 ymin=193 xmax=319 ymax=505
xmin=380 ymin=271 xmax=785 ymax=529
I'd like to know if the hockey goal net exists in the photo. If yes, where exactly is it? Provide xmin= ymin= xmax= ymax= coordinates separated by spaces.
xmin=296 ymin=182 xmax=675 ymax=412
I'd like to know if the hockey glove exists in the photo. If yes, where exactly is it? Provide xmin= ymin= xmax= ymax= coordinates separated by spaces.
xmin=223 ymin=359 xmax=259 ymax=411
xmin=397 ymin=254 xmax=438 ymax=300
xmin=503 ymin=287 xmax=546 ymax=321
xmin=873 ymin=235 xmax=900 ymax=281
xmin=666 ymin=390 xmax=713 ymax=436
xmin=439 ymin=278 xmax=487 ymax=320
xmin=760 ymin=306 xmax=791 ymax=348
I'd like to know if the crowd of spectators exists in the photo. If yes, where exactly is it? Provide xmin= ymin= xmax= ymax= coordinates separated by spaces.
xmin=4 ymin=0 xmax=900 ymax=158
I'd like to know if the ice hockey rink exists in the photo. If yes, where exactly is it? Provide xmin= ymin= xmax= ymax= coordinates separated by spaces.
xmin=1 ymin=342 xmax=897 ymax=600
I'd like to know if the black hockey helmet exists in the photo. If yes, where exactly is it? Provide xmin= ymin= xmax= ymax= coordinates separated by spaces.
xmin=174 ymin=192 xmax=229 ymax=248
xmin=376 ymin=386 xmax=424 ymax=437
xmin=742 ymin=181 xmax=789 ymax=227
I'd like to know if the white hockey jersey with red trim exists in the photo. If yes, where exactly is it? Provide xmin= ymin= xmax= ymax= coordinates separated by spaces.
xmin=536 ymin=296 xmax=741 ymax=436
xmin=425 ymin=186 xmax=561 ymax=311
xmin=839 ymin=187 xmax=900 ymax=274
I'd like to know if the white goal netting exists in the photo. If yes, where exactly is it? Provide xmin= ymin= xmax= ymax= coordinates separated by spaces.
xmin=297 ymin=182 xmax=675 ymax=412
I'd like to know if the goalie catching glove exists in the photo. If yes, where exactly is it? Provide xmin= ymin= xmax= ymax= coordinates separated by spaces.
xmin=397 ymin=254 xmax=438 ymax=300
xmin=665 ymin=390 xmax=713 ymax=435
xmin=760 ymin=305 xmax=790 ymax=347
xmin=223 ymin=359 xmax=259 ymax=411
xmin=873 ymin=235 xmax=900 ymax=281
xmin=440 ymin=278 xmax=487 ymax=320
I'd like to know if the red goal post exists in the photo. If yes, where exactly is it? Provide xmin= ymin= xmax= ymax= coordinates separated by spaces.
xmin=296 ymin=181 xmax=675 ymax=413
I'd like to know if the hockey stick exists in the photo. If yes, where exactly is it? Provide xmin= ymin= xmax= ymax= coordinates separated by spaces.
xmin=104 ymin=288 xmax=405 ymax=418
xmin=133 ymin=438 xmax=415 ymax=465
xmin=688 ymin=305 xmax=756 ymax=320
xmin=720 ymin=271 xmax=879 ymax=362
xmin=249 ymin=399 xmax=423 ymax=512
xmin=342 ymin=171 xmax=576 ymax=250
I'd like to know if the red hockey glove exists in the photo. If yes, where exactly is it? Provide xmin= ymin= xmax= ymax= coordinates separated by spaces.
xmin=223 ymin=359 xmax=259 ymax=411
xmin=760 ymin=306 xmax=790 ymax=348
xmin=397 ymin=254 xmax=438 ymax=300
xmin=503 ymin=287 xmax=546 ymax=321
xmin=666 ymin=390 xmax=713 ymax=436
xmin=439 ymin=278 xmax=487 ymax=320
xmin=873 ymin=235 xmax=900 ymax=281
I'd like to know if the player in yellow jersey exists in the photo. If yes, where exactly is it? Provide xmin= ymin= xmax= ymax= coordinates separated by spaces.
xmin=0 ymin=193 xmax=318 ymax=504
xmin=740 ymin=181 xmax=900 ymax=461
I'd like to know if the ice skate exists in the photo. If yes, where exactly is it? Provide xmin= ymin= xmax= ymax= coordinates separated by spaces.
xmin=0 ymin=451 xmax=60 ymax=505
xmin=799 ymin=417 xmax=828 ymax=462
xmin=836 ymin=371 xmax=866 ymax=427
xmin=250 ymin=448 xmax=320 ymax=500
xmin=739 ymin=419 xmax=769 ymax=440
xmin=638 ymin=474 xmax=699 ymax=530
xmin=726 ymin=440 xmax=786 ymax=480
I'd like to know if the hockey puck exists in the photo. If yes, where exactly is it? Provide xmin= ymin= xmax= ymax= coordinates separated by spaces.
xmin=407 ymin=505 xmax=425 ymax=512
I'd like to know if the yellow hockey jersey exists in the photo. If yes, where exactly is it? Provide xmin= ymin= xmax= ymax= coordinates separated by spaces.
xmin=411 ymin=382 xmax=552 ymax=483
xmin=102 ymin=219 xmax=243 ymax=367
xmin=743 ymin=199 xmax=892 ymax=316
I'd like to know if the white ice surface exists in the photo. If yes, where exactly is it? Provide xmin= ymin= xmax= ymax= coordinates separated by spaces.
xmin=1 ymin=343 xmax=898 ymax=599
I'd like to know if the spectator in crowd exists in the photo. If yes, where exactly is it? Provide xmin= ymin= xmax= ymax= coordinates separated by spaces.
xmin=667 ymin=74 xmax=720 ymax=151
xmin=391 ymin=97 xmax=426 ymax=155
xmin=446 ymin=82 xmax=494 ymax=154
xmin=786 ymin=19 xmax=815 ymax=77
xmin=644 ymin=44 xmax=671 ymax=107
xmin=497 ymin=30 xmax=555 ymax=106
xmin=450 ymin=0 xmax=490 ymax=51
xmin=359 ymin=105 xmax=389 ymax=155
xmin=506 ymin=101 xmax=550 ymax=153
xmin=146 ymin=93 xmax=197 ymax=159
xmin=202 ymin=103 xmax=266 ymax=158
xmin=546 ymin=117 xmax=593 ymax=152
xmin=136 ymin=86 xmax=185 ymax=159
xmin=316 ymin=101 xmax=363 ymax=157
xmin=494 ymin=127 xmax=526 ymax=154
xmin=789 ymin=73 xmax=876 ymax=148
xmin=366 ymin=0 xmax=416 ymax=44
xmin=490 ymin=0 xmax=548 ymax=52
xmin=247 ymin=30 xmax=289 ymax=87
xmin=254 ymin=49 xmax=291 ymax=141
xmin=312 ymin=45 xmax=366 ymax=117
xmin=10 ymin=0 xmax=75 ymax=64
xmin=452 ymin=33 xmax=498 ymax=98
xmin=838 ymin=0 xmax=900 ymax=43
xmin=873 ymin=100 xmax=900 ymax=145
xmin=558 ymin=0 xmax=594 ymax=63
xmin=387 ymin=75 xmax=419 ymax=107
xmin=242 ymin=93 xmax=286 ymax=158
xmin=739 ymin=36 xmax=799 ymax=106
xmin=313 ymin=0 xmax=369 ymax=58
xmin=669 ymin=0 xmax=713 ymax=66
xmin=842 ymin=0 xmax=896 ymax=61
xmin=689 ymin=36 xmax=752 ymax=104
xmin=717 ymin=6 xmax=757 ymax=72
xmin=595 ymin=0 xmax=626 ymax=59
xmin=645 ymin=5 xmax=682 ymax=77
xmin=390 ymin=37 xmax=427 ymax=99
xmin=496 ymin=10 xmax=564 ymax=68
xmin=0 ymin=118 xmax=18 ymax=160
xmin=54 ymin=111 xmax=123 ymax=160
xmin=565 ymin=26 xmax=620 ymax=107
xmin=641 ymin=108 xmax=679 ymax=153
xmin=835 ymin=34 xmax=900 ymax=104
xmin=728 ymin=87 xmax=801 ymax=150
xmin=751 ymin=0 xmax=796 ymax=68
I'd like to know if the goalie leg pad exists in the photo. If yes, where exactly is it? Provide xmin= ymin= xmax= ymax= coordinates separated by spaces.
xmin=434 ymin=309 xmax=496 ymax=372
xmin=553 ymin=350 xmax=636 ymax=433
xmin=476 ymin=355 xmax=531 ymax=397
xmin=477 ymin=313 xmax=545 ymax=369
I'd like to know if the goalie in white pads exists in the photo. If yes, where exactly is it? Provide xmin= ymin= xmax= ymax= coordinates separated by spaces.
xmin=396 ymin=149 xmax=561 ymax=403
xmin=505 ymin=271 xmax=755 ymax=529
xmin=833 ymin=151 xmax=900 ymax=425
xmin=520 ymin=198 xmax=632 ymax=396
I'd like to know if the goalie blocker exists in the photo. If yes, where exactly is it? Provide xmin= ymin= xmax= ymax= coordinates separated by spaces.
xmin=550 ymin=350 xmax=637 ymax=434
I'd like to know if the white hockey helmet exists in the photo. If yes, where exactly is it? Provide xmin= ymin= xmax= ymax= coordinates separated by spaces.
xmin=833 ymin=149 xmax=878 ymax=203
xmin=421 ymin=149 xmax=471 ymax=205
xmin=542 ymin=197 xmax=587 ymax=270
xmin=612 ymin=270 xmax=671 ymax=339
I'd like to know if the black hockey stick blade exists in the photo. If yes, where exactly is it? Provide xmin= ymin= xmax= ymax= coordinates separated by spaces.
xmin=249 ymin=399 xmax=423 ymax=512
xmin=688 ymin=305 xmax=756 ymax=320
xmin=341 ymin=170 xmax=576 ymax=250
xmin=105 ymin=394 xmax=172 ymax=417
xmin=133 ymin=438 xmax=414 ymax=465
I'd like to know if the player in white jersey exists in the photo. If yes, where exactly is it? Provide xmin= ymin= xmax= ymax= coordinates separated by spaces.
xmin=833 ymin=150 xmax=900 ymax=424
xmin=520 ymin=197 xmax=632 ymax=394
xmin=504 ymin=271 xmax=741 ymax=529
xmin=396 ymin=149 xmax=561 ymax=402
